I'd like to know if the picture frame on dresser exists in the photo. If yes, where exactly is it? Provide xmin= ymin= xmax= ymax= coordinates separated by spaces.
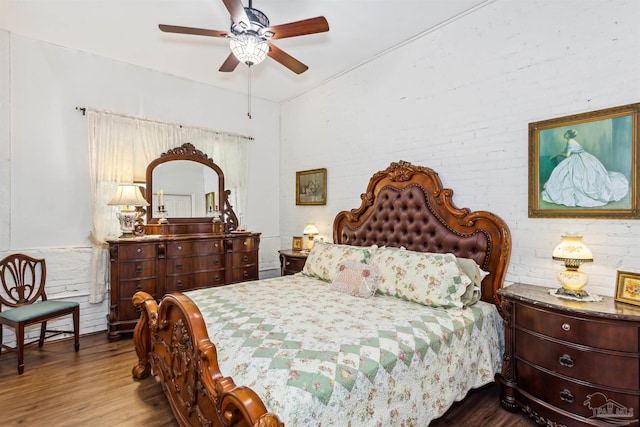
xmin=615 ymin=270 xmax=640 ymax=307
xmin=528 ymin=102 xmax=640 ymax=219
xmin=292 ymin=236 xmax=303 ymax=250
xmin=296 ymin=168 xmax=327 ymax=205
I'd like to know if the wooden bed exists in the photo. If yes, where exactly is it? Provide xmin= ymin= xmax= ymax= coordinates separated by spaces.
xmin=131 ymin=160 xmax=512 ymax=427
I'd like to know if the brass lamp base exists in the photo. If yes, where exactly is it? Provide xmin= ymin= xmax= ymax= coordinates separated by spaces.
xmin=555 ymin=287 xmax=589 ymax=299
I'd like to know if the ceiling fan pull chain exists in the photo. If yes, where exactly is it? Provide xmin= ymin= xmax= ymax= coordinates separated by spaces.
xmin=247 ymin=66 xmax=252 ymax=119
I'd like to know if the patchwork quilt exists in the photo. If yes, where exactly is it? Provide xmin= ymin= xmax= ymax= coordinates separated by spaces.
xmin=186 ymin=274 xmax=504 ymax=426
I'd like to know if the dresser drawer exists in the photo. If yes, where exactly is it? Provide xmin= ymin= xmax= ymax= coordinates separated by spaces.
xmin=516 ymin=361 xmax=639 ymax=422
xmin=231 ymin=265 xmax=258 ymax=282
xmin=119 ymin=260 xmax=157 ymax=279
xmin=516 ymin=304 xmax=639 ymax=352
xmin=118 ymin=243 xmax=156 ymax=259
xmin=231 ymin=236 xmax=257 ymax=251
xmin=232 ymin=251 xmax=257 ymax=266
xmin=166 ymin=271 xmax=225 ymax=292
xmin=119 ymin=278 xmax=158 ymax=296
xmin=516 ymin=329 xmax=639 ymax=390
xmin=167 ymin=239 xmax=224 ymax=257
xmin=166 ymin=254 xmax=224 ymax=274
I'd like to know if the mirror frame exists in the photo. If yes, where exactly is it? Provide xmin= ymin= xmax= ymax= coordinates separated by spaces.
xmin=145 ymin=142 xmax=235 ymax=227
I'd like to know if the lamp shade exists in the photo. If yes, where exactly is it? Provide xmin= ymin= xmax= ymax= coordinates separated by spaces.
xmin=552 ymin=235 xmax=593 ymax=263
xmin=108 ymin=185 xmax=149 ymax=207
xmin=303 ymin=223 xmax=319 ymax=236
xmin=230 ymin=33 xmax=269 ymax=66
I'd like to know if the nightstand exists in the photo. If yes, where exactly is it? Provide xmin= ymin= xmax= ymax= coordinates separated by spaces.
xmin=278 ymin=250 xmax=308 ymax=275
xmin=497 ymin=283 xmax=640 ymax=426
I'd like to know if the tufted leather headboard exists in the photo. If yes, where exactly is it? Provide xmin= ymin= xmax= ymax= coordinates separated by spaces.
xmin=333 ymin=161 xmax=512 ymax=305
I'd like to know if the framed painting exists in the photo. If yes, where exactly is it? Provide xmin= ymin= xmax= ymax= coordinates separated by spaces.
xmin=615 ymin=271 xmax=640 ymax=307
xmin=292 ymin=236 xmax=304 ymax=251
xmin=528 ymin=103 xmax=640 ymax=218
xmin=296 ymin=168 xmax=327 ymax=205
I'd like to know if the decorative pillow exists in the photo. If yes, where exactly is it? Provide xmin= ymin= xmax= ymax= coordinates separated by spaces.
xmin=370 ymin=247 xmax=472 ymax=308
xmin=456 ymin=257 xmax=490 ymax=307
xmin=302 ymin=241 xmax=375 ymax=282
xmin=330 ymin=261 xmax=379 ymax=298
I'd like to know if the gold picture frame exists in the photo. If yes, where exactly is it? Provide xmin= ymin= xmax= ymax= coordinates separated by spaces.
xmin=528 ymin=103 xmax=640 ymax=219
xmin=614 ymin=270 xmax=640 ymax=307
xmin=296 ymin=168 xmax=327 ymax=206
xmin=292 ymin=236 xmax=304 ymax=251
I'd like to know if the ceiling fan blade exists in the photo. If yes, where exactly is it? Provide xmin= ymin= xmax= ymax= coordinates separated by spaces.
xmin=222 ymin=0 xmax=250 ymax=26
xmin=219 ymin=52 xmax=240 ymax=72
xmin=266 ymin=16 xmax=329 ymax=40
xmin=159 ymin=24 xmax=230 ymax=38
xmin=267 ymin=43 xmax=308 ymax=74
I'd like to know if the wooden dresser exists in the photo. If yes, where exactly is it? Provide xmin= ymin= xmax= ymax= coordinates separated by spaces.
xmin=107 ymin=232 xmax=260 ymax=341
xmin=497 ymin=283 xmax=640 ymax=427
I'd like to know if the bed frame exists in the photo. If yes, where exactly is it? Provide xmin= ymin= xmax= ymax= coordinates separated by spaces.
xmin=131 ymin=160 xmax=512 ymax=427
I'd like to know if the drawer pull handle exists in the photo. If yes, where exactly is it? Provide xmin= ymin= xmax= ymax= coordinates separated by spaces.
xmin=243 ymin=255 xmax=249 ymax=262
xmin=176 ymin=263 xmax=183 ymax=270
xmin=559 ymin=354 xmax=574 ymax=368
xmin=214 ymin=243 xmax=219 ymax=248
xmin=135 ymin=284 xmax=143 ymax=291
xmin=286 ymin=261 xmax=291 ymax=266
xmin=177 ymin=245 xmax=182 ymax=251
xmin=243 ymin=271 xmax=249 ymax=277
xmin=137 ymin=248 xmax=142 ymax=253
xmin=135 ymin=266 xmax=143 ymax=273
xmin=561 ymin=323 xmax=571 ymax=331
xmin=176 ymin=280 xmax=183 ymax=287
xmin=559 ymin=389 xmax=574 ymax=404
xmin=244 ymin=241 xmax=247 ymax=246
xmin=213 ymin=259 xmax=220 ymax=265
xmin=214 ymin=275 xmax=220 ymax=281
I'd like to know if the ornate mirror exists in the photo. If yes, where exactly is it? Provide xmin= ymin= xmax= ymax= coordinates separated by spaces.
xmin=145 ymin=143 xmax=238 ymax=231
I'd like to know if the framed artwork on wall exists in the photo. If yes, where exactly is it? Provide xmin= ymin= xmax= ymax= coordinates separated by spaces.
xmin=296 ymin=168 xmax=327 ymax=205
xmin=528 ymin=103 xmax=640 ymax=219
xmin=615 ymin=271 xmax=640 ymax=307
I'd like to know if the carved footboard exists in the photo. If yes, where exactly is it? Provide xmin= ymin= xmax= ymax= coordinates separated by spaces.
xmin=132 ymin=291 xmax=284 ymax=427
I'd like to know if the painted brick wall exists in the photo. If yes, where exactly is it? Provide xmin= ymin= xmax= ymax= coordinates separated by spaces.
xmin=280 ymin=0 xmax=640 ymax=297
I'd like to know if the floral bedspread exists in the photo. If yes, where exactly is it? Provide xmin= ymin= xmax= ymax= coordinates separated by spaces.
xmin=186 ymin=274 xmax=504 ymax=426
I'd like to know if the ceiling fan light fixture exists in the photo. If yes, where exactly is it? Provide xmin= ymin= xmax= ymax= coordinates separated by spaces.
xmin=230 ymin=33 xmax=269 ymax=66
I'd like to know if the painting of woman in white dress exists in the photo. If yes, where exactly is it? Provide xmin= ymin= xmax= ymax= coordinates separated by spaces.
xmin=541 ymin=129 xmax=629 ymax=207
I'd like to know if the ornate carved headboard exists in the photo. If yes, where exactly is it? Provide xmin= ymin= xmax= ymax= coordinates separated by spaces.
xmin=333 ymin=161 xmax=512 ymax=305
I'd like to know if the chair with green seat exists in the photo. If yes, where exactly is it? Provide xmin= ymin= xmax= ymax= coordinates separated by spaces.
xmin=0 ymin=253 xmax=80 ymax=374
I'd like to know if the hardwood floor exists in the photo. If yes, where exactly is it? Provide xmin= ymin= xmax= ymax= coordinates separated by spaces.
xmin=0 ymin=332 xmax=534 ymax=426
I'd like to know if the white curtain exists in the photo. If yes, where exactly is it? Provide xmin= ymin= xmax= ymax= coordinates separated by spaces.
xmin=86 ymin=110 xmax=250 ymax=303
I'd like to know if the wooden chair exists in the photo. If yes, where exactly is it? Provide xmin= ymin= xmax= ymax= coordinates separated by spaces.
xmin=0 ymin=253 xmax=80 ymax=374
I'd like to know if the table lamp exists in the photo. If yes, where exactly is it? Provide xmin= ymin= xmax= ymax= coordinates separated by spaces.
xmin=303 ymin=222 xmax=319 ymax=251
xmin=108 ymin=184 xmax=149 ymax=238
xmin=552 ymin=234 xmax=593 ymax=298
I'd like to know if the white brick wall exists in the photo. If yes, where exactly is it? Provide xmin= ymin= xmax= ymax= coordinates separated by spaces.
xmin=280 ymin=0 xmax=640 ymax=298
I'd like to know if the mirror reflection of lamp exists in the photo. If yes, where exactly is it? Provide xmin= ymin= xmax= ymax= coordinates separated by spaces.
xmin=108 ymin=184 xmax=149 ymax=238
xmin=552 ymin=234 xmax=593 ymax=298
xmin=303 ymin=223 xmax=319 ymax=251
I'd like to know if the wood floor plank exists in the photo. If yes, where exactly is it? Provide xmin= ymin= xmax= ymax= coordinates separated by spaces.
xmin=0 ymin=332 xmax=533 ymax=426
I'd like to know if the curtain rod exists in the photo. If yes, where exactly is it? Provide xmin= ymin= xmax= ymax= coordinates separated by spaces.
xmin=75 ymin=106 xmax=254 ymax=141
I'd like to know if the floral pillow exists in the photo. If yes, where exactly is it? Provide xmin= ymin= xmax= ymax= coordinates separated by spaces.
xmin=301 ymin=241 xmax=374 ymax=282
xmin=370 ymin=247 xmax=471 ymax=308
xmin=330 ymin=261 xmax=378 ymax=298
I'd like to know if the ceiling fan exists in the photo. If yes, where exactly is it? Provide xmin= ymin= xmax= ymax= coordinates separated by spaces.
xmin=159 ymin=0 xmax=330 ymax=74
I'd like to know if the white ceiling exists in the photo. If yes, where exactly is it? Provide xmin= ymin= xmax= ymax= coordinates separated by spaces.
xmin=0 ymin=0 xmax=490 ymax=103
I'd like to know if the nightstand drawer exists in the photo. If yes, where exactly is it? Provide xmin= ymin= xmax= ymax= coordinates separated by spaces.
xmin=283 ymin=257 xmax=306 ymax=275
xmin=516 ymin=361 xmax=639 ymax=422
xmin=516 ymin=329 xmax=639 ymax=389
xmin=516 ymin=304 xmax=639 ymax=352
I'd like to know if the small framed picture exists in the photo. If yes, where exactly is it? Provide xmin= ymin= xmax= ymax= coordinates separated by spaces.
xmin=614 ymin=271 xmax=640 ymax=307
xmin=296 ymin=168 xmax=327 ymax=205
xmin=292 ymin=236 xmax=304 ymax=251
